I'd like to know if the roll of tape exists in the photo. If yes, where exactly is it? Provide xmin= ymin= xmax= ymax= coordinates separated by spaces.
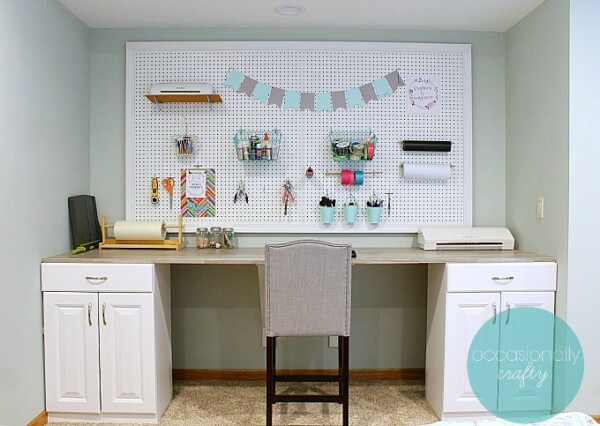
xmin=341 ymin=169 xmax=353 ymax=185
xmin=367 ymin=142 xmax=375 ymax=160
xmin=113 ymin=221 xmax=167 ymax=240
xmin=354 ymin=170 xmax=364 ymax=185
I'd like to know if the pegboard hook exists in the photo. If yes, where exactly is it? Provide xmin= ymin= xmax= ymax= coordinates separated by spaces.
xmin=180 ymin=115 xmax=188 ymax=136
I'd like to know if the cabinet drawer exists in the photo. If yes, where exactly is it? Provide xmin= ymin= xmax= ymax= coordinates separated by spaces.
xmin=42 ymin=263 xmax=154 ymax=292
xmin=446 ymin=262 xmax=556 ymax=292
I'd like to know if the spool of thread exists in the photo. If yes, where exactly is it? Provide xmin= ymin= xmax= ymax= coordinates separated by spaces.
xmin=401 ymin=163 xmax=452 ymax=180
xmin=367 ymin=142 xmax=375 ymax=160
xmin=401 ymin=140 xmax=452 ymax=152
xmin=113 ymin=221 xmax=167 ymax=240
xmin=354 ymin=170 xmax=364 ymax=185
xmin=341 ymin=169 xmax=354 ymax=185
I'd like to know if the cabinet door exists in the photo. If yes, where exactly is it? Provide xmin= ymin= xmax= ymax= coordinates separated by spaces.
xmin=497 ymin=291 xmax=555 ymax=414
xmin=43 ymin=292 xmax=100 ymax=413
xmin=99 ymin=293 xmax=156 ymax=414
xmin=444 ymin=292 xmax=500 ymax=413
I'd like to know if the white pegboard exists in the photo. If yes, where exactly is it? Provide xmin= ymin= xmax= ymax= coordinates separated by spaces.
xmin=126 ymin=42 xmax=472 ymax=233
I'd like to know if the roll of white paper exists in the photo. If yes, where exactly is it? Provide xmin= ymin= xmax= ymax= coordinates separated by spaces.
xmin=113 ymin=221 xmax=166 ymax=241
xmin=401 ymin=163 xmax=452 ymax=180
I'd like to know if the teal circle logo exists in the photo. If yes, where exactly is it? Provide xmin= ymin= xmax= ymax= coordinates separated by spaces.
xmin=468 ymin=307 xmax=583 ymax=423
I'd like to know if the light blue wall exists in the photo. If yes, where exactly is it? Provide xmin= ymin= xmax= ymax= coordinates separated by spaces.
xmin=90 ymin=28 xmax=506 ymax=370
xmin=507 ymin=0 xmax=600 ymax=415
xmin=505 ymin=0 xmax=569 ymax=315
xmin=0 ymin=1 xmax=90 ymax=424
xmin=568 ymin=0 xmax=600 ymax=413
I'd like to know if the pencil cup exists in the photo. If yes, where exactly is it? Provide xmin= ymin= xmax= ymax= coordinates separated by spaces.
xmin=367 ymin=206 xmax=383 ymax=224
xmin=320 ymin=206 xmax=335 ymax=224
xmin=344 ymin=205 xmax=359 ymax=224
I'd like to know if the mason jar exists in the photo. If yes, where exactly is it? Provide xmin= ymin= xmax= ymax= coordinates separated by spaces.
xmin=223 ymin=227 xmax=235 ymax=249
xmin=195 ymin=227 xmax=209 ymax=249
xmin=210 ymin=226 xmax=223 ymax=248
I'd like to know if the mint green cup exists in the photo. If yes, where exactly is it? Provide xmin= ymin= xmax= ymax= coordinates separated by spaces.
xmin=344 ymin=205 xmax=359 ymax=224
xmin=367 ymin=206 xmax=383 ymax=224
xmin=320 ymin=206 xmax=335 ymax=224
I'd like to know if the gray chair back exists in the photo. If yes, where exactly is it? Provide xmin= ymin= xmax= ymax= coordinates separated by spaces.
xmin=265 ymin=240 xmax=352 ymax=337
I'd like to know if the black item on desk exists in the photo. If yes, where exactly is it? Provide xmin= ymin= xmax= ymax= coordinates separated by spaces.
xmin=68 ymin=195 xmax=102 ymax=251
xmin=352 ymin=250 xmax=356 ymax=258
xmin=401 ymin=140 xmax=451 ymax=152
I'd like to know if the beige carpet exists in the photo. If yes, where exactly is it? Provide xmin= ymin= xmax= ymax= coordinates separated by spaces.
xmin=50 ymin=380 xmax=439 ymax=425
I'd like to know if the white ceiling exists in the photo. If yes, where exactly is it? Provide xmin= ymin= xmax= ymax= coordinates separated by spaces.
xmin=58 ymin=0 xmax=545 ymax=32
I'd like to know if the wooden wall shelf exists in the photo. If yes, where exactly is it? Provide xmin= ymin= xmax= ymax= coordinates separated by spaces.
xmin=145 ymin=93 xmax=223 ymax=104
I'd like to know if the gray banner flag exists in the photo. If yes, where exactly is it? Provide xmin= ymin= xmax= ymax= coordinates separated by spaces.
xmin=267 ymin=87 xmax=285 ymax=107
xmin=300 ymin=93 xmax=315 ymax=111
xmin=331 ymin=91 xmax=347 ymax=110
xmin=385 ymin=70 xmax=405 ymax=91
xmin=359 ymin=84 xmax=378 ymax=103
xmin=238 ymin=77 xmax=258 ymax=96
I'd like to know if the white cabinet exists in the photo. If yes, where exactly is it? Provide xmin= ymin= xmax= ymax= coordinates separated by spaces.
xmin=443 ymin=292 xmax=500 ymax=414
xmin=43 ymin=292 xmax=100 ymax=414
xmin=426 ymin=262 xmax=556 ymax=421
xmin=496 ymin=291 xmax=554 ymax=414
xmin=42 ymin=263 xmax=172 ymax=424
xmin=99 ymin=293 xmax=157 ymax=414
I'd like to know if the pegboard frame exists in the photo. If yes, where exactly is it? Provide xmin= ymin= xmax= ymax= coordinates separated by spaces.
xmin=126 ymin=41 xmax=472 ymax=233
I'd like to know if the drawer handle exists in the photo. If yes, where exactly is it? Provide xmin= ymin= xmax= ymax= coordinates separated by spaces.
xmin=85 ymin=276 xmax=108 ymax=283
xmin=88 ymin=303 xmax=93 ymax=326
xmin=102 ymin=302 xmax=107 ymax=326
xmin=491 ymin=276 xmax=514 ymax=282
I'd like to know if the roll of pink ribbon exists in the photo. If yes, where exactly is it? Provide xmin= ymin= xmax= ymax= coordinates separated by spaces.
xmin=367 ymin=142 xmax=375 ymax=160
xmin=341 ymin=169 xmax=353 ymax=185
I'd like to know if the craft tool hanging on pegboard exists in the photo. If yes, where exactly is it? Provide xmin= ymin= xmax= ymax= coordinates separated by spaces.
xmin=234 ymin=181 xmax=248 ymax=204
xmin=282 ymin=180 xmax=295 ymax=216
xmin=151 ymin=176 xmax=159 ymax=205
xmin=162 ymin=177 xmax=175 ymax=210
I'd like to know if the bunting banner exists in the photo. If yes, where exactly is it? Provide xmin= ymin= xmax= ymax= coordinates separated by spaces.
xmin=223 ymin=69 xmax=405 ymax=111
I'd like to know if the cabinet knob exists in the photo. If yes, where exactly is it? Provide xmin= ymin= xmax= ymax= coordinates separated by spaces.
xmin=88 ymin=303 xmax=93 ymax=326
xmin=492 ymin=302 xmax=497 ymax=324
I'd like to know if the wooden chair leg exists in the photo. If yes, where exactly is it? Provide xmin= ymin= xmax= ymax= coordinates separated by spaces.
xmin=338 ymin=336 xmax=344 ymax=397
xmin=266 ymin=336 xmax=275 ymax=426
xmin=269 ymin=335 xmax=348 ymax=425
xmin=342 ymin=336 xmax=349 ymax=426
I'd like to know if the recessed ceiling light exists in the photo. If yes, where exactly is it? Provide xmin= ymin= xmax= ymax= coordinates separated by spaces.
xmin=274 ymin=4 xmax=306 ymax=16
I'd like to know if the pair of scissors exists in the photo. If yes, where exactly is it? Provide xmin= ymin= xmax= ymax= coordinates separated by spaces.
xmin=161 ymin=177 xmax=175 ymax=210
